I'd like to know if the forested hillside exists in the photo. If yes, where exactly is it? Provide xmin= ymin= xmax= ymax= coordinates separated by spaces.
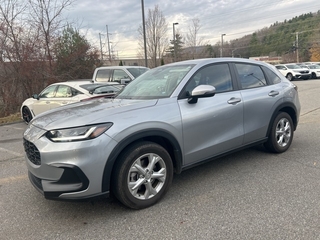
xmin=222 ymin=11 xmax=320 ymax=62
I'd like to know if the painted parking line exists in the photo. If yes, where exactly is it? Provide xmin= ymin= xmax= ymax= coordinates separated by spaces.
xmin=0 ymin=175 xmax=28 ymax=184
xmin=0 ymin=146 xmax=23 ymax=157
xmin=3 ymin=124 xmax=25 ymax=130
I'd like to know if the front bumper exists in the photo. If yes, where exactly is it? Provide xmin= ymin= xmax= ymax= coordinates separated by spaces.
xmin=28 ymin=164 xmax=96 ymax=199
xmin=23 ymin=124 xmax=117 ymax=200
xmin=294 ymin=73 xmax=311 ymax=80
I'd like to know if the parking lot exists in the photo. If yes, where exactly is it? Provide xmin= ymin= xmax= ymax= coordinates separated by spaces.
xmin=0 ymin=79 xmax=320 ymax=239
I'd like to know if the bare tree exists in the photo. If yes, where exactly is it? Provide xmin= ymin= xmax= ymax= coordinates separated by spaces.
xmin=0 ymin=0 xmax=31 ymax=115
xmin=0 ymin=0 xmax=74 ymax=117
xmin=28 ymin=0 xmax=73 ymax=73
xmin=138 ymin=5 xmax=168 ymax=68
xmin=184 ymin=18 xmax=207 ymax=59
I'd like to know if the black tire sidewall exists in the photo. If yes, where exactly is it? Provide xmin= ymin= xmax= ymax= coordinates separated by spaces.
xmin=22 ymin=107 xmax=32 ymax=123
xmin=113 ymin=141 xmax=173 ymax=209
xmin=266 ymin=112 xmax=294 ymax=153
xmin=287 ymin=73 xmax=293 ymax=81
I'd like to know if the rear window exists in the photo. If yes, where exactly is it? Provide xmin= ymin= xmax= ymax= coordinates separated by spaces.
xmin=95 ymin=69 xmax=111 ymax=82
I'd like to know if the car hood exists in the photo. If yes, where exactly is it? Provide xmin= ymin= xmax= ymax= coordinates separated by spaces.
xmin=31 ymin=98 xmax=158 ymax=130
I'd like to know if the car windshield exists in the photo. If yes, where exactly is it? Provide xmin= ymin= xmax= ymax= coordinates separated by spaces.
xmin=126 ymin=67 xmax=149 ymax=78
xmin=117 ymin=64 xmax=195 ymax=99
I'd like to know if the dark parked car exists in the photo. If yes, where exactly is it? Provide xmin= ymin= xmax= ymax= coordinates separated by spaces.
xmin=23 ymin=58 xmax=301 ymax=209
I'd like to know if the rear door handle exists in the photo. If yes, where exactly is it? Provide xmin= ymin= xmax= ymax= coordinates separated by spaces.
xmin=227 ymin=97 xmax=241 ymax=104
xmin=268 ymin=90 xmax=279 ymax=97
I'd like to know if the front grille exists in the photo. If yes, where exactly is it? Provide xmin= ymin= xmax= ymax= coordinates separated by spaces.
xmin=23 ymin=138 xmax=41 ymax=165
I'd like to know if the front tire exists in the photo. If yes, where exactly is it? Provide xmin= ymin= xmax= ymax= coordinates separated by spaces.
xmin=22 ymin=107 xmax=33 ymax=124
xmin=264 ymin=112 xmax=294 ymax=153
xmin=286 ymin=73 xmax=293 ymax=81
xmin=112 ymin=141 xmax=173 ymax=209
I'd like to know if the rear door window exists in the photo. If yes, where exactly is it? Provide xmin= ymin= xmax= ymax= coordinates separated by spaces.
xmin=112 ymin=69 xmax=131 ymax=83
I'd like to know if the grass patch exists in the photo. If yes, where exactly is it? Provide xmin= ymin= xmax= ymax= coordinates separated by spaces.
xmin=0 ymin=112 xmax=22 ymax=124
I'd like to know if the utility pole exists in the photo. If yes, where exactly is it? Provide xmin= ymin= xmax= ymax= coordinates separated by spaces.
xmin=295 ymin=31 xmax=299 ymax=63
xmin=106 ymin=25 xmax=111 ymax=62
xmin=99 ymin=33 xmax=103 ymax=61
xmin=141 ymin=0 xmax=148 ymax=67
xmin=173 ymin=22 xmax=179 ymax=62
xmin=220 ymin=34 xmax=226 ymax=57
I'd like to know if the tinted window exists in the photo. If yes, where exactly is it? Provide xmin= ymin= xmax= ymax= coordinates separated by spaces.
xmin=235 ymin=63 xmax=267 ymax=89
xmin=39 ymin=85 xmax=57 ymax=98
xmin=96 ymin=69 xmax=111 ymax=82
xmin=276 ymin=65 xmax=285 ymax=70
xmin=262 ymin=66 xmax=281 ymax=84
xmin=185 ymin=63 xmax=233 ymax=94
xmin=55 ymin=85 xmax=72 ymax=98
xmin=113 ymin=69 xmax=131 ymax=82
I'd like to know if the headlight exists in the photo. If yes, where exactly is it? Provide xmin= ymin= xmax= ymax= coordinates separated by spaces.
xmin=45 ymin=123 xmax=113 ymax=142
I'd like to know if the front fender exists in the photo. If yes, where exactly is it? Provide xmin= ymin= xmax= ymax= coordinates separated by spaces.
xmin=101 ymin=129 xmax=183 ymax=193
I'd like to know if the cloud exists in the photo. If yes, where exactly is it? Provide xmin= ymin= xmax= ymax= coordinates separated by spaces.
xmin=65 ymin=0 xmax=320 ymax=58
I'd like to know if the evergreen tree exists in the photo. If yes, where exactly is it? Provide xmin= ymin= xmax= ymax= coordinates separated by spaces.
xmin=54 ymin=25 xmax=100 ymax=80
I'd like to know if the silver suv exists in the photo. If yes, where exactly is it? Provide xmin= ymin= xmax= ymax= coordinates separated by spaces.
xmin=23 ymin=58 xmax=301 ymax=209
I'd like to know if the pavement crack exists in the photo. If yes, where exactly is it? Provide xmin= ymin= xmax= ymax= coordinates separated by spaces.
xmin=300 ymin=107 xmax=320 ymax=116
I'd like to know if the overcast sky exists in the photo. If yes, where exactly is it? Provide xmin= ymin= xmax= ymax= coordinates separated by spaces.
xmin=63 ymin=0 xmax=320 ymax=58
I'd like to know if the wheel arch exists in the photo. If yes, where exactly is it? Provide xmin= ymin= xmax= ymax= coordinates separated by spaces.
xmin=266 ymin=102 xmax=298 ymax=138
xmin=101 ymin=129 xmax=183 ymax=193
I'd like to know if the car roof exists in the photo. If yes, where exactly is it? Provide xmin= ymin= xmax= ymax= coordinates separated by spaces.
xmin=48 ymin=80 xmax=125 ymax=89
xmin=95 ymin=66 xmax=149 ymax=69
xmin=164 ymin=57 xmax=275 ymax=69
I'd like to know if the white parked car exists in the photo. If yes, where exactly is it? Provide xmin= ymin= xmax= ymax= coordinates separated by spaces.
xmin=92 ymin=66 xmax=149 ymax=84
xmin=307 ymin=64 xmax=320 ymax=79
xmin=275 ymin=64 xmax=311 ymax=81
xmin=21 ymin=80 xmax=123 ymax=123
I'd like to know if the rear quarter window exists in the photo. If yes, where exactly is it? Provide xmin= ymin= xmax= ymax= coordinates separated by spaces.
xmin=262 ymin=66 xmax=281 ymax=84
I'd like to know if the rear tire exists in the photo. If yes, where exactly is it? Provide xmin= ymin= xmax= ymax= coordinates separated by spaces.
xmin=22 ymin=107 xmax=33 ymax=124
xmin=112 ymin=141 xmax=173 ymax=209
xmin=264 ymin=112 xmax=293 ymax=153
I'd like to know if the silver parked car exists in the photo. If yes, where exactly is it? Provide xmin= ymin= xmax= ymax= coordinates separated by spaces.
xmin=23 ymin=58 xmax=301 ymax=209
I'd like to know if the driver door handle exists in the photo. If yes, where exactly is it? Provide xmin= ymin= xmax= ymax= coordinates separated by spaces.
xmin=268 ymin=90 xmax=279 ymax=97
xmin=227 ymin=97 xmax=241 ymax=104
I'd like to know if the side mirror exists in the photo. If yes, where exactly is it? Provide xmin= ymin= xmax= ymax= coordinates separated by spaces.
xmin=32 ymin=94 xmax=39 ymax=100
xmin=120 ymin=78 xmax=131 ymax=85
xmin=188 ymin=85 xmax=216 ymax=104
